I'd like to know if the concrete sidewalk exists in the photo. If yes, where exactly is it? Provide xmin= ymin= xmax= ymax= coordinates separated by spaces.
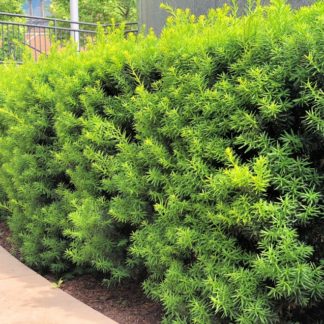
xmin=0 ymin=247 xmax=117 ymax=324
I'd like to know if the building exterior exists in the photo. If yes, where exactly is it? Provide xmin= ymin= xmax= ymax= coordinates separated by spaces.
xmin=23 ymin=0 xmax=51 ymax=17
xmin=138 ymin=0 xmax=318 ymax=35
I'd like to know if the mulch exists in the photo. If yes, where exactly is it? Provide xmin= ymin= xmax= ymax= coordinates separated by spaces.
xmin=59 ymin=275 xmax=162 ymax=324
xmin=0 ymin=220 xmax=162 ymax=324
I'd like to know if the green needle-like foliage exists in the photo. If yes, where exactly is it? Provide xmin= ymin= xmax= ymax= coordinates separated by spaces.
xmin=0 ymin=1 xmax=323 ymax=322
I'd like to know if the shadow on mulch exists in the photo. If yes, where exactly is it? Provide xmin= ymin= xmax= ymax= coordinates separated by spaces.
xmin=0 ymin=221 xmax=15 ymax=252
xmin=0 ymin=221 xmax=162 ymax=324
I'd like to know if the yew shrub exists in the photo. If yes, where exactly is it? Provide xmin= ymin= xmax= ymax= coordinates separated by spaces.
xmin=0 ymin=1 xmax=323 ymax=322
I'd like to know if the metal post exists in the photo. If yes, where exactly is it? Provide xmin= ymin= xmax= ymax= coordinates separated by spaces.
xmin=70 ymin=0 xmax=79 ymax=50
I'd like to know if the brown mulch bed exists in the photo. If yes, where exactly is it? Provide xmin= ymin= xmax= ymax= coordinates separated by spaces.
xmin=59 ymin=275 xmax=162 ymax=324
xmin=0 ymin=220 xmax=162 ymax=324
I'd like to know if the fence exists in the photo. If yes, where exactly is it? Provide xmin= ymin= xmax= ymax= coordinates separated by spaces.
xmin=0 ymin=11 xmax=138 ymax=63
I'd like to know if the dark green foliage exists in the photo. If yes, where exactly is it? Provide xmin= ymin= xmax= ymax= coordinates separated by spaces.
xmin=0 ymin=1 xmax=323 ymax=322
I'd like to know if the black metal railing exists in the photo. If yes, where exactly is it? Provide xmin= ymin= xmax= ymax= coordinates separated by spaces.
xmin=0 ymin=11 xmax=138 ymax=63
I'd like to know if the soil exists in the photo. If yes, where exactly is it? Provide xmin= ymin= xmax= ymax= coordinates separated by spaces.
xmin=57 ymin=275 xmax=162 ymax=324
xmin=0 ymin=221 xmax=162 ymax=324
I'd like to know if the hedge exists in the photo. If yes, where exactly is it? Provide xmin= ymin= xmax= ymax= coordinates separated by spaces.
xmin=0 ymin=1 xmax=323 ymax=322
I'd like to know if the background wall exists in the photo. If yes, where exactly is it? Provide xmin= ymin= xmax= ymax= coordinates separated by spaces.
xmin=138 ymin=0 xmax=318 ymax=35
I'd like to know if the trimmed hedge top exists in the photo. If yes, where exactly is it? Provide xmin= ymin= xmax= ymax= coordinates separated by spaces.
xmin=0 ymin=1 xmax=323 ymax=322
